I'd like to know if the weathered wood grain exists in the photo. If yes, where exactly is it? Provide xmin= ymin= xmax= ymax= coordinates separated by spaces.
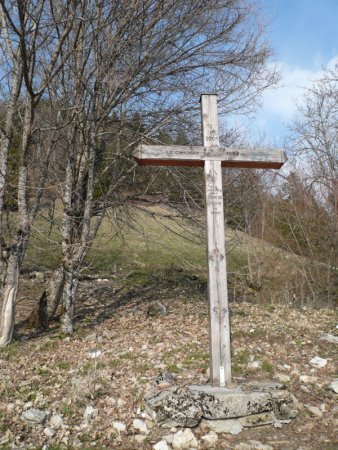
xmin=132 ymin=145 xmax=287 ymax=169
xmin=201 ymin=94 xmax=231 ymax=387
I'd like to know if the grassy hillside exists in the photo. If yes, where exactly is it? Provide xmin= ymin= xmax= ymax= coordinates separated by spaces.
xmin=24 ymin=204 xmax=330 ymax=306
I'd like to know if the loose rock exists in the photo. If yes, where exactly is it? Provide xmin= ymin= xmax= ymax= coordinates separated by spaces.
xmin=134 ymin=434 xmax=148 ymax=443
xmin=23 ymin=401 xmax=33 ymax=410
xmin=326 ymin=379 xmax=338 ymax=394
xmin=155 ymin=371 xmax=177 ymax=385
xmin=84 ymin=333 xmax=97 ymax=342
xmin=22 ymin=408 xmax=48 ymax=425
xmin=247 ymin=360 xmax=261 ymax=369
xmin=113 ymin=421 xmax=126 ymax=432
xmin=319 ymin=333 xmax=338 ymax=344
xmin=162 ymin=434 xmax=174 ymax=444
xmin=203 ymin=418 xmax=243 ymax=435
xmin=83 ymin=405 xmax=98 ymax=423
xmin=274 ymin=418 xmax=291 ymax=428
xmin=133 ymin=418 xmax=148 ymax=434
xmin=201 ymin=431 xmax=218 ymax=447
xmin=147 ymin=301 xmax=167 ymax=317
xmin=172 ymin=429 xmax=198 ymax=449
xmin=44 ymin=427 xmax=56 ymax=438
xmin=274 ymin=373 xmax=290 ymax=383
xmin=305 ymin=405 xmax=323 ymax=417
xmin=309 ymin=356 xmax=327 ymax=368
xmin=153 ymin=439 xmax=170 ymax=450
xmin=50 ymin=414 xmax=63 ymax=430
xmin=299 ymin=375 xmax=316 ymax=384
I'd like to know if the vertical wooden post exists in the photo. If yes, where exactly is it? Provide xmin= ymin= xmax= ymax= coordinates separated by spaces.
xmin=201 ymin=94 xmax=231 ymax=386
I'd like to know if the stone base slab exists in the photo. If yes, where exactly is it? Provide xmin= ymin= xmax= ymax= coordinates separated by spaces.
xmin=144 ymin=382 xmax=298 ymax=429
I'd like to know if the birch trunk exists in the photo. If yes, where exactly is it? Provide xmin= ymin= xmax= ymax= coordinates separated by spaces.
xmin=0 ymin=100 xmax=33 ymax=346
xmin=0 ymin=254 xmax=19 ymax=346
xmin=0 ymin=226 xmax=29 ymax=346
xmin=0 ymin=67 xmax=22 ymax=289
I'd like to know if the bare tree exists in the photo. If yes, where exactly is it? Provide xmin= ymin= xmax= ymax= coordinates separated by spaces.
xmin=286 ymin=65 xmax=338 ymax=303
xmin=39 ymin=0 xmax=280 ymax=334
xmin=291 ymin=65 xmax=337 ymax=210
xmin=0 ymin=0 xmax=82 ymax=346
xmin=0 ymin=0 xmax=279 ymax=340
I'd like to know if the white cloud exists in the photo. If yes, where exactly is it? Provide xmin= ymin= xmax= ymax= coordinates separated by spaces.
xmin=327 ymin=55 xmax=338 ymax=70
xmin=262 ymin=65 xmax=315 ymax=121
xmin=241 ymin=55 xmax=338 ymax=142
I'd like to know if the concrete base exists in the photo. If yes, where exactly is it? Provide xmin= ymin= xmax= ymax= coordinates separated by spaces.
xmin=189 ymin=384 xmax=241 ymax=394
xmin=144 ymin=382 xmax=298 ymax=429
xmin=189 ymin=381 xmax=284 ymax=393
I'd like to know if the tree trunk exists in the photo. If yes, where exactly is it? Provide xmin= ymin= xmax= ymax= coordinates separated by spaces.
xmin=0 ymin=98 xmax=33 ymax=345
xmin=29 ymin=265 xmax=66 ymax=327
xmin=45 ymin=265 xmax=66 ymax=320
xmin=61 ymin=269 xmax=78 ymax=334
xmin=0 ymin=254 xmax=19 ymax=346
xmin=0 ymin=65 xmax=22 ymax=290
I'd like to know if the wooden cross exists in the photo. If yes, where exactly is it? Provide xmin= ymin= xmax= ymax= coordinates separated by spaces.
xmin=133 ymin=94 xmax=287 ymax=387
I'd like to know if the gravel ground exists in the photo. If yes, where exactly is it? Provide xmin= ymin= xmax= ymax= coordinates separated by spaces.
xmin=0 ymin=277 xmax=337 ymax=449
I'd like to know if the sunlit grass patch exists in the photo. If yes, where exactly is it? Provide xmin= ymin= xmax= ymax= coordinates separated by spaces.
xmin=57 ymin=361 xmax=71 ymax=370
xmin=24 ymin=205 xmax=245 ymax=280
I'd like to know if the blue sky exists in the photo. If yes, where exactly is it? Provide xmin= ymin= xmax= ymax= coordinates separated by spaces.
xmin=242 ymin=0 xmax=338 ymax=145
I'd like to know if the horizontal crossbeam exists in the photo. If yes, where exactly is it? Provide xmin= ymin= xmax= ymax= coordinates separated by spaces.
xmin=133 ymin=144 xmax=287 ymax=169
